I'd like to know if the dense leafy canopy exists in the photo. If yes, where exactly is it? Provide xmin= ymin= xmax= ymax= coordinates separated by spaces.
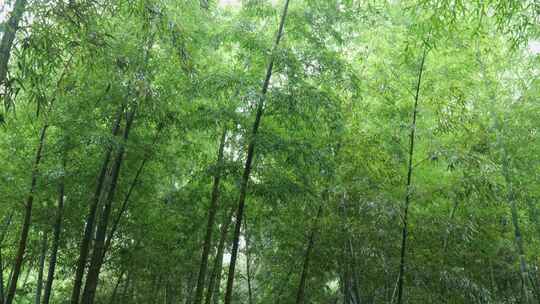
xmin=0 ymin=0 xmax=539 ymax=303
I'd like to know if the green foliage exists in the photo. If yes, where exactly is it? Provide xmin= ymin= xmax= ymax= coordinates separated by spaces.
xmin=0 ymin=0 xmax=538 ymax=303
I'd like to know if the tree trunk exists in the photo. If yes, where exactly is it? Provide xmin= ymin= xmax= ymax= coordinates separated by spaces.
xmin=442 ymin=197 xmax=460 ymax=253
xmin=526 ymin=197 xmax=540 ymax=241
xmin=42 ymin=155 xmax=67 ymax=304
xmin=348 ymin=238 xmax=361 ymax=304
xmin=149 ymin=274 xmax=162 ymax=304
xmin=35 ymin=232 xmax=48 ymax=304
xmin=205 ymin=208 xmax=234 ymax=304
xmin=22 ymin=259 xmax=34 ymax=289
xmin=342 ymin=267 xmax=354 ymax=304
xmin=295 ymin=203 xmax=323 ymax=304
xmin=244 ymin=216 xmax=253 ymax=304
xmin=339 ymin=272 xmax=346 ymax=304
xmin=244 ymin=217 xmax=253 ymax=304
xmin=525 ymin=197 xmax=540 ymax=302
xmin=81 ymin=110 xmax=135 ymax=304
xmin=0 ymin=0 xmax=28 ymax=102
xmin=194 ymin=128 xmax=227 ymax=304
xmin=103 ymin=126 xmax=161 ymax=260
xmin=70 ymin=108 xmax=123 ymax=304
xmin=166 ymin=280 xmax=175 ymax=304
xmin=396 ymin=48 xmax=427 ymax=304
xmin=0 ymin=247 xmax=4 ymax=304
xmin=108 ymin=268 xmax=125 ymax=304
xmin=340 ymin=193 xmax=361 ymax=304
xmin=5 ymin=124 xmax=48 ymax=304
xmin=102 ymin=155 xmax=147 ymax=260
xmin=502 ymin=152 xmax=532 ymax=304
xmin=4 ymin=266 xmax=13 ymax=301
xmin=223 ymin=1 xmax=290 ymax=303
xmin=273 ymin=264 xmax=294 ymax=304
xmin=0 ymin=212 xmax=14 ymax=304
xmin=121 ymin=270 xmax=132 ymax=303
xmin=439 ymin=192 xmax=466 ymax=303
xmin=342 ymin=234 xmax=361 ymax=304
xmin=478 ymin=53 xmax=535 ymax=303
xmin=185 ymin=270 xmax=196 ymax=304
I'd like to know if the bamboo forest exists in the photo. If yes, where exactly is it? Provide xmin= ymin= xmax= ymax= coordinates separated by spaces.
xmin=0 ymin=0 xmax=539 ymax=303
